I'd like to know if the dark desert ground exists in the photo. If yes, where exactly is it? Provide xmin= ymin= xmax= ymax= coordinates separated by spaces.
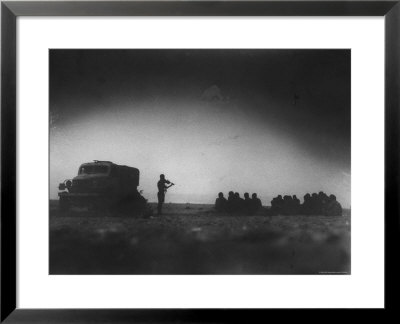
xmin=49 ymin=200 xmax=350 ymax=275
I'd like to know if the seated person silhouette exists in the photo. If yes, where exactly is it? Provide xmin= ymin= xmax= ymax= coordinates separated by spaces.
xmin=301 ymin=193 xmax=312 ymax=215
xmin=317 ymin=191 xmax=329 ymax=215
xmin=215 ymin=192 xmax=227 ymax=212
xmin=310 ymin=193 xmax=319 ymax=215
xmin=251 ymin=193 xmax=262 ymax=214
xmin=243 ymin=192 xmax=253 ymax=215
xmin=233 ymin=192 xmax=245 ymax=213
xmin=271 ymin=194 xmax=283 ymax=215
xmin=325 ymin=194 xmax=343 ymax=216
xmin=292 ymin=195 xmax=301 ymax=214
xmin=282 ymin=195 xmax=293 ymax=215
xmin=227 ymin=191 xmax=235 ymax=213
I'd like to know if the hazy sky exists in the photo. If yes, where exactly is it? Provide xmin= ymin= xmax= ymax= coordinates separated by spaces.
xmin=50 ymin=49 xmax=350 ymax=207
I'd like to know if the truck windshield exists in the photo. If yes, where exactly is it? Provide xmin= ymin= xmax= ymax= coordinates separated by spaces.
xmin=79 ymin=165 xmax=109 ymax=175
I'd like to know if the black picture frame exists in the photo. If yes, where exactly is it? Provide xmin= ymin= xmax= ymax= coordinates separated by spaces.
xmin=1 ymin=0 xmax=399 ymax=322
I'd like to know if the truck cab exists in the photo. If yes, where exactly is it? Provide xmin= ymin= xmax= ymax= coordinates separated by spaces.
xmin=58 ymin=161 xmax=146 ymax=212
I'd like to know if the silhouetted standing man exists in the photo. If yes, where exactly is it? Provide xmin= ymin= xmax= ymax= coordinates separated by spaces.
xmin=157 ymin=174 xmax=174 ymax=215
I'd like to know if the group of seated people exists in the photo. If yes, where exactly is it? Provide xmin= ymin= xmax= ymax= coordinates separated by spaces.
xmin=270 ymin=191 xmax=342 ymax=216
xmin=215 ymin=191 xmax=262 ymax=215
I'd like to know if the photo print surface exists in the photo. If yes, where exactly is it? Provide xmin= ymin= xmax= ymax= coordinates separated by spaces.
xmin=50 ymin=49 xmax=350 ymax=274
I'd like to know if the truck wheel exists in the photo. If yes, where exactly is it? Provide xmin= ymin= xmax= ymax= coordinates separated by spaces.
xmin=59 ymin=197 xmax=70 ymax=212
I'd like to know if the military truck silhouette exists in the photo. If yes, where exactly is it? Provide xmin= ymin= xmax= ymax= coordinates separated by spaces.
xmin=58 ymin=160 xmax=147 ymax=213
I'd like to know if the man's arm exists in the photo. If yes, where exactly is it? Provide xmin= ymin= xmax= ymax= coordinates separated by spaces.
xmin=162 ymin=182 xmax=174 ymax=191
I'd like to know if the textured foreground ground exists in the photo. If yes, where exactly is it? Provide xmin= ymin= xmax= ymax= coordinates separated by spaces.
xmin=49 ymin=201 xmax=351 ymax=274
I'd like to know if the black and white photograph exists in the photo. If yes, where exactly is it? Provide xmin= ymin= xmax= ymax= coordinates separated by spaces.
xmin=49 ymin=49 xmax=351 ymax=275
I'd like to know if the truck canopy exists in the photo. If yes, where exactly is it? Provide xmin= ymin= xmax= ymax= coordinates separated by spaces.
xmin=78 ymin=161 xmax=140 ymax=186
